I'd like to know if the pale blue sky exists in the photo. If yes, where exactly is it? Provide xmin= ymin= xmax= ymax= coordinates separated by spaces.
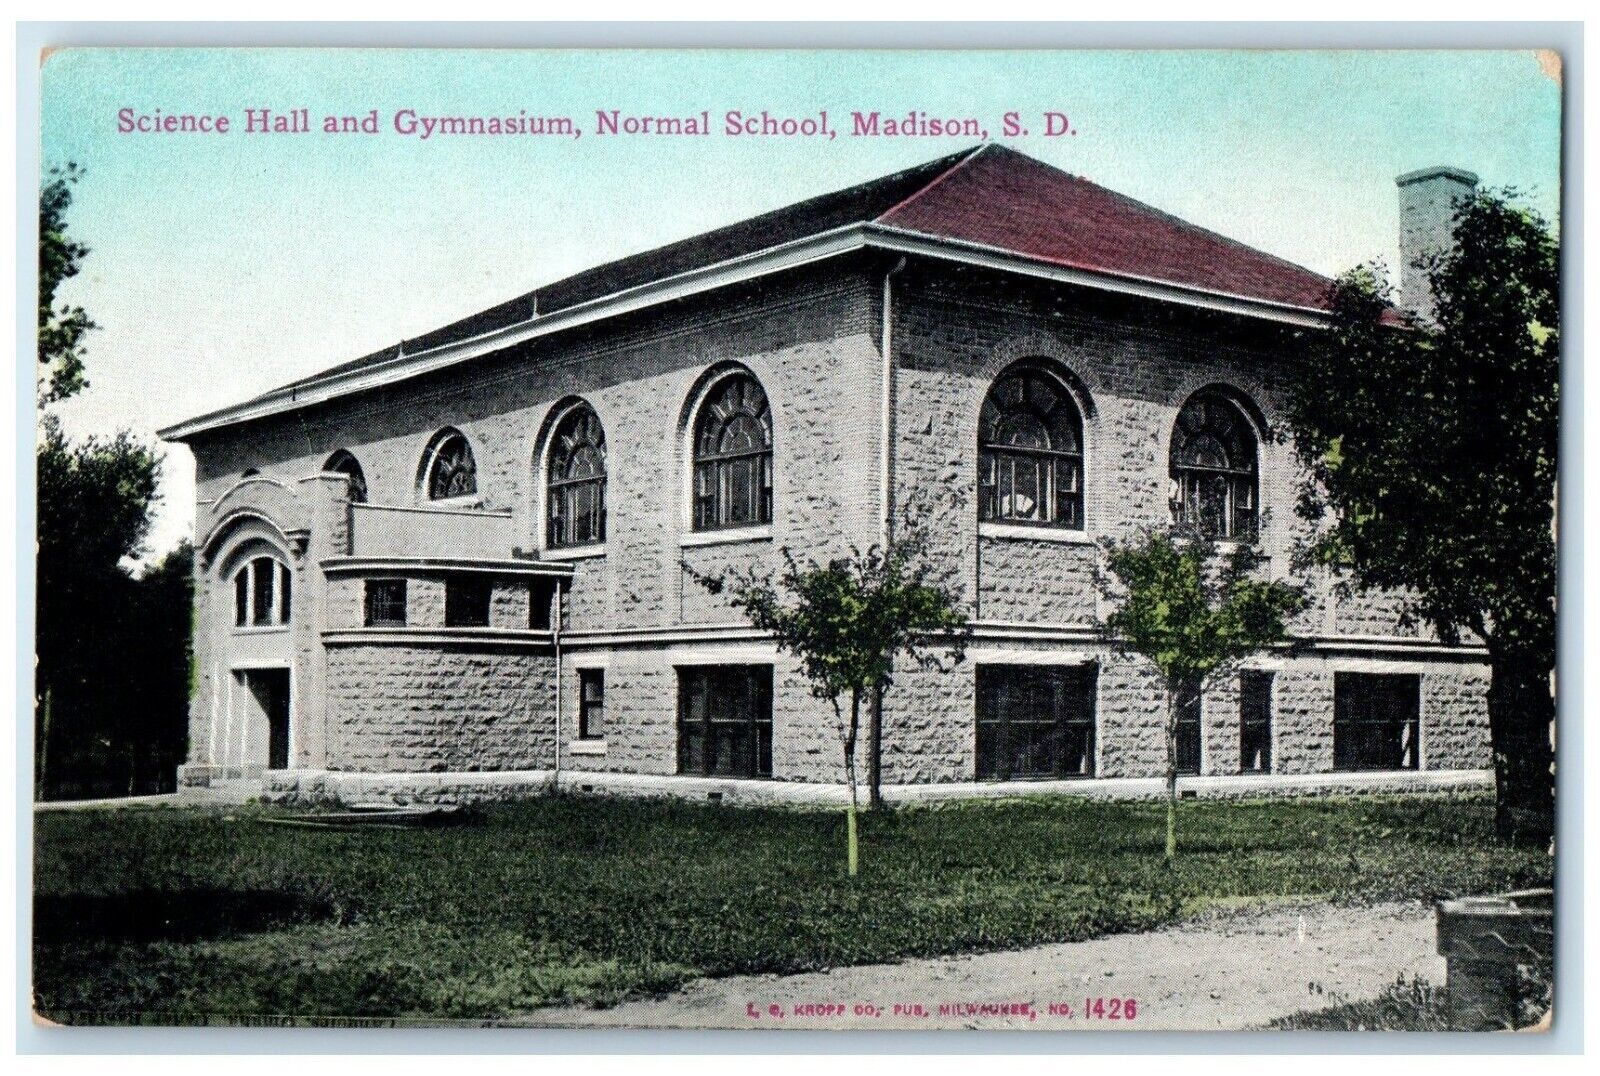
xmin=39 ymin=48 xmax=1562 ymax=559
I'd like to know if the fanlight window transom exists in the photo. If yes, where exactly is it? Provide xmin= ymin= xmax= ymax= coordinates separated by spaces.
xmin=978 ymin=369 xmax=1085 ymax=529
xmin=1168 ymin=392 xmax=1259 ymax=541
xmin=692 ymin=373 xmax=773 ymax=531
xmin=423 ymin=431 xmax=478 ymax=501
xmin=547 ymin=404 xmax=607 ymax=548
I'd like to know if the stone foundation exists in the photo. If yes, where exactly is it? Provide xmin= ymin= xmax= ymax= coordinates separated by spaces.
xmin=262 ymin=765 xmax=1493 ymax=808
xmin=177 ymin=762 xmax=266 ymax=786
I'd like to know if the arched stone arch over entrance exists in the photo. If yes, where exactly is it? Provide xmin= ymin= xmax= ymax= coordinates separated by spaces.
xmin=203 ymin=519 xmax=297 ymax=776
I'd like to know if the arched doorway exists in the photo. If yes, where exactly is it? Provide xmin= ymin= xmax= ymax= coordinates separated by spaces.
xmin=211 ymin=528 xmax=296 ymax=774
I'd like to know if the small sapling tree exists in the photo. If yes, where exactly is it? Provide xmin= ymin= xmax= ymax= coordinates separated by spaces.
xmin=1101 ymin=528 xmax=1304 ymax=861
xmin=686 ymin=496 xmax=969 ymax=876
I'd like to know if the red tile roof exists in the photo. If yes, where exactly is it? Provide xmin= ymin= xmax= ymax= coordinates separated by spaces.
xmin=877 ymin=145 xmax=1336 ymax=310
xmin=272 ymin=145 xmax=1336 ymax=396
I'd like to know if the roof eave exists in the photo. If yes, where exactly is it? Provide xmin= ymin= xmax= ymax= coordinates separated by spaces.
xmin=159 ymin=222 xmax=876 ymax=442
xmin=159 ymin=226 xmax=1331 ymax=443
xmin=865 ymin=223 xmax=1334 ymax=329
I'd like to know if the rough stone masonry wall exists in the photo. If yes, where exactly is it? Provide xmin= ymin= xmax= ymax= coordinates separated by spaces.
xmin=556 ymin=649 xmax=848 ymax=783
xmin=881 ymin=645 xmax=1490 ymax=784
xmin=188 ymin=261 xmax=887 ymax=778
xmin=324 ymin=645 xmax=555 ymax=772
xmin=888 ymin=263 xmax=1311 ymax=610
xmin=875 ymin=263 xmax=1489 ymax=783
xmin=186 ymin=254 xmax=1491 ymax=788
xmin=189 ymin=261 xmax=884 ymax=630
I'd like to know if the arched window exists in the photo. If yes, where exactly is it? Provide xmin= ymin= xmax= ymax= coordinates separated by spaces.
xmin=547 ymin=403 xmax=607 ymax=548
xmin=1169 ymin=391 xmax=1259 ymax=541
xmin=421 ymin=429 xmax=477 ymax=501
xmin=233 ymin=555 xmax=291 ymax=627
xmin=323 ymin=450 xmax=368 ymax=503
xmin=978 ymin=367 xmax=1084 ymax=529
xmin=692 ymin=372 xmax=773 ymax=531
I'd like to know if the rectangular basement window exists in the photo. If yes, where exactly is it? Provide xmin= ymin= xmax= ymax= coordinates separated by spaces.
xmin=578 ymin=669 xmax=605 ymax=740
xmin=677 ymin=664 xmax=773 ymax=779
xmin=1334 ymin=672 xmax=1420 ymax=771
xmin=975 ymin=664 xmax=1097 ymax=780
xmin=1239 ymin=670 xmax=1273 ymax=773
xmin=444 ymin=574 xmax=492 ymax=628
xmin=364 ymin=579 xmax=407 ymax=627
xmin=1175 ymin=680 xmax=1202 ymax=776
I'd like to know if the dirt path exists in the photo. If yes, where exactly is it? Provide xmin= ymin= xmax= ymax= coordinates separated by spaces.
xmin=512 ymin=900 xmax=1442 ymax=1031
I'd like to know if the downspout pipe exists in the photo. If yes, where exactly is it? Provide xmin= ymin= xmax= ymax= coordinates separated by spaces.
xmin=551 ymin=582 xmax=562 ymax=794
xmin=871 ymin=257 xmax=906 ymax=808
xmin=881 ymin=257 xmax=907 ymax=550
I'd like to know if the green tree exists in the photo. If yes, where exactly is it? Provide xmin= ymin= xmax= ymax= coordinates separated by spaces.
xmin=35 ymin=414 xmax=161 ymax=796
xmin=39 ymin=163 xmax=96 ymax=405
xmin=688 ymin=499 xmax=970 ymax=875
xmin=1287 ymin=190 xmax=1558 ymax=843
xmin=1101 ymin=529 xmax=1304 ymax=861
xmin=121 ymin=541 xmax=196 ymax=793
xmin=35 ymin=160 xmax=186 ymax=799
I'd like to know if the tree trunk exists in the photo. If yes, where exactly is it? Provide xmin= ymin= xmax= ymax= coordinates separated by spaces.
xmin=1485 ymin=640 xmax=1556 ymax=846
xmin=867 ymin=681 xmax=884 ymax=810
xmin=36 ymin=686 xmax=52 ymax=802
xmin=1164 ymin=691 xmax=1179 ymax=862
xmin=846 ymin=797 xmax=859 ymax=878
xmin=844 ymin=688 xmax=862 ymax=877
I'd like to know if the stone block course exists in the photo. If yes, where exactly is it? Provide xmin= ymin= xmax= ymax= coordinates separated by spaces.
xmin=325 ymin=645 xmax=554 ymax=772
xmin=977 ymin=536 xmax=1098 ymax=624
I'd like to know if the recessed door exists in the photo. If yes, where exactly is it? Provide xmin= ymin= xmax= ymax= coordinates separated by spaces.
xmin=244 ymin=669 xmax=292 ymax=770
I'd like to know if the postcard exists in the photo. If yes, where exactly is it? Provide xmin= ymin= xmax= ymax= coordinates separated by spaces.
xmin=30 ymin=43 xmax=1561 ymax=1033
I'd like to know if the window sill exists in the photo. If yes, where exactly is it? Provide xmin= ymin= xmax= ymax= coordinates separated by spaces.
xmin=1331 ymin=766 xmax=1421 ymax=774
xmin=323 ymin=627 xmax=555 ymax=646
xmin=681 ymin=525 xmax=772 ymax=549
xmin=568 ymin=738 xmax=608 ymax=756
xmin=1172 ymin=535 xmax=1263 ymax=555
xmin=542 ymin=543 xmax=606 ymax=561
xmin=978 ymin=522 xmax=1095 ymax=545
xmin=233 ymin=625 xmax=290 ymax=636
xmin=418 ymin=495 xmax=486 ymax=512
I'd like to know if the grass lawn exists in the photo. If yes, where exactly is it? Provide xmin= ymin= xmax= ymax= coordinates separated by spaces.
xmin=34 ymin=791 xmax=1550 ymax=1022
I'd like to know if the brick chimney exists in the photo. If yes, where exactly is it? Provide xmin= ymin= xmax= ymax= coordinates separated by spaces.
xmin=1396 ymin=166 xmax=1478 ymax=322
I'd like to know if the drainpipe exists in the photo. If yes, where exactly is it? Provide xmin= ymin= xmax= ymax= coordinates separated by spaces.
xmin=881 ymin=257 xmax=907 ymax=549
xmin=551 ymin=581 xmax=562 ymax=794
xmin=873 ymin=257 xmax=906 ymax=808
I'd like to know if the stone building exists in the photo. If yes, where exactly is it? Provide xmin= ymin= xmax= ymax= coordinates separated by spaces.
xmin=161 ymin=146 xmax=1492 ymax=804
